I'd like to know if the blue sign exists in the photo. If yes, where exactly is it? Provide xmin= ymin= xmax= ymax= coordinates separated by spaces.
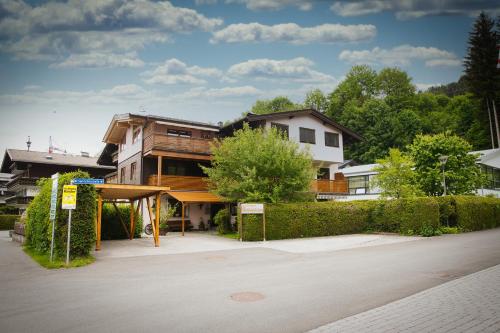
xmin=73 ymin=178 xmax=104 ymax=185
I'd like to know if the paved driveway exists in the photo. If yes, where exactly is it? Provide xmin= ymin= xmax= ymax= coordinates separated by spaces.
xmin=1 ymin=228 xmax=500 ymax=333
xmin=95 ymin=232 xmax=421 ymax=258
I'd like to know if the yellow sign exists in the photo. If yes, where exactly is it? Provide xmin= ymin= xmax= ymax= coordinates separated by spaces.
xmin=62 ymin=185 xmax=77 ymax=210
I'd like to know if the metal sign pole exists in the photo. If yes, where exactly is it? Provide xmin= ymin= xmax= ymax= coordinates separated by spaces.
xmin=49 ymin=173 xmax=59 ymax=262
xmin=66 ymin=209 xmax=72 ymax=265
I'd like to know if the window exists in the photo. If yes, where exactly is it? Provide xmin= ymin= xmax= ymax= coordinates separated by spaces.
xmin=120 ymin=167 xmax=126 ymax=183
xmin=167 ymin=129 xmax=192 ymax=138
xmin=132 ymin=126 xmax=141 ymax=144
xmin=348 ymin=176 xmax=370 ymax=195
xmin=325 ymin=132 xmax=339 ymax=147
xmin=130 ymin=162 xmax=137 ymax=180
xmin=271 ymin=122 xmax=289 ymax=138
xmin=201 ymin=131 xmax=213 ymax=139
xmin=299 ymin=127 xmax=316 ymax=144
xmin=119 ymin=135 xmax=126 ymax=152
xmin=317 ymin=168 xmax=330 ymax=180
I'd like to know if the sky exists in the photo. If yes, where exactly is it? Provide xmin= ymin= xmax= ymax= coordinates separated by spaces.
xmin=0 ymin=0 xmax=499 ymax=158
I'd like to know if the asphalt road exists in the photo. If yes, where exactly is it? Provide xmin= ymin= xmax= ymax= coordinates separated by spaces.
xmin=1 ymin=228 xmax=500 ymax=333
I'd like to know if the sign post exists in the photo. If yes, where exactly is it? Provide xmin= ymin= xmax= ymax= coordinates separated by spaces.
xmin=240 ymin=203 xmax=265 ymax=241
xmin=49 ymin=173 xmax=59 ymax=262
xmin=62 ymin=184 xmax=77 ymax=265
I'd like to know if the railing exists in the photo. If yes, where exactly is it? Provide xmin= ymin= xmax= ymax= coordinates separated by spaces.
xmin=143 ymin=133 xmax=212 ymax=155
xmin=148 ymin=175 xmax=209 ymax=191
xmin=7 ymin=177 xmax=39 ymax=190
xmin=311 ymin=179 xmax=348 ymax=193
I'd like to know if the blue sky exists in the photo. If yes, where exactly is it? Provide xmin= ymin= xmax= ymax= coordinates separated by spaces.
xmin=0 ymin=0 xmax=499 ymax=157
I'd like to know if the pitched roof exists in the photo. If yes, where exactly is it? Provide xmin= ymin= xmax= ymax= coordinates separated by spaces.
xmin=471 ymin=148 xmax=500 ymax=169
xmin=340 ymin=164 xmax=379 ymax=176
xmin=1 ymin=149 xmax=115 ymax=173
xmin=222 ymin=108 xmax=363 ymax=141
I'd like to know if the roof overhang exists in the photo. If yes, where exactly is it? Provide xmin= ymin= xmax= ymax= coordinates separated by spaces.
xmin=95 ymin=183 xmax=170 ymax=200
xmin=166 ymin=190 xmax=226 ymax=203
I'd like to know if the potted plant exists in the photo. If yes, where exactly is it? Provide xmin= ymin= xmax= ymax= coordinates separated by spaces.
xmin=159 ymin=204 xmax=177 ymax=236
xmin=199 ymin=217 xmax=206 ymax=231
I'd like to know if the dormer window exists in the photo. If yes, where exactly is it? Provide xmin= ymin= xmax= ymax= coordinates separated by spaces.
xmin=167 ymin=129 xmax=192 ymax=138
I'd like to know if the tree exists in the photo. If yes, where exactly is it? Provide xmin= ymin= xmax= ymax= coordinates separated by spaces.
xmin=326 ymin=65 xmax=378 ymax=119
xmin=372 ymin=148 xmax=423 ymax=199
xmin=408 ymin=133 xmax=483 ymax=196
xmin=303 ymin=89 xmax=328 ymax=113
xmin=377 ymin=67 xmax=415 ymax=109
xmin=250 ymin=96 xmax=301 ymax=115
xmin=201 ymin=124 xmax=316 ymax=203
xmin=427 ymin=76 xmax=470 ymax=97
xmin=464 ymin=12 xmax=500 ymax=148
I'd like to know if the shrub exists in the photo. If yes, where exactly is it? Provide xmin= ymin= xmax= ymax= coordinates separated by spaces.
xmin=101 ymin=204 xmax=143 ymax=240
xmin=0 ymin=215 xmax=19 ymax=230
xmin=435 ymin=196 xmax=457 ymax=227
xmin=371 ymin=197 xmax=440 ymax=235
xmin=214 ymin=208 xmax=232 ymax=234
xmin=454 ymin=196 xmax=500 ymax=231
xmin=26 ymin=171 xmax=97 ymax=258
xmin=440 ymin=226 xmax=461 ymax=234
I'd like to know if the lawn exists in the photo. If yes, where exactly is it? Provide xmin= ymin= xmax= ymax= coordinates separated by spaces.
xmin=23 ymin=247 xmax=95 ymax=269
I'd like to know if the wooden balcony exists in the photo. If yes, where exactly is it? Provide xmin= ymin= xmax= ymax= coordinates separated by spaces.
xmin=148 ymin=175 xmax=209 ymax=191
xmin=311 ymin=179 xmax=348 ymax=193
xmin=143 ymin=134 xmax=212 ymax=157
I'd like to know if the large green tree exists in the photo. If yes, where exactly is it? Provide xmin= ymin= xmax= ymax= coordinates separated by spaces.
xmin=408 ymin=133 xmax=483 ymax=196
xmin=303 ymin=89 xmax=328 ymax=112
xmin=249 ymin=96 xmax=301 ymax=115
xmin=202 ymin=124 xmax=316 ymax=203
xmin=464 ymin=12 xmax=500 ymax=148
xmin=372 ymin=148 xmax=423 ymax=199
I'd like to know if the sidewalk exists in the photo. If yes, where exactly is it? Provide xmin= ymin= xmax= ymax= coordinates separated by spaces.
xmin=309 ymin=264 xmax=500 ymax=333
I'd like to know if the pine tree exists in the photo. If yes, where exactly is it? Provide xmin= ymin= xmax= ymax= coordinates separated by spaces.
xmin=464 ymin=12 xmax=500 ymax=148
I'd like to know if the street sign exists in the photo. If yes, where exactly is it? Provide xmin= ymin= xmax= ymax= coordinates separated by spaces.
xmin=72 ymin=178 xmax=104 ymax=185
xmin=49 ymin=174 xmax=59 ymax=220
xmin=62 ymin=185 xmax=77 ymax=210
xmin=241 ymin=203 xmax=264 ymax=214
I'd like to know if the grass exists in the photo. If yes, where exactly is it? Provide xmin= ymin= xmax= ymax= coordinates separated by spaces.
xmin=23 ymin=246 xmax=95 ymax=269
xmin=219 ymin=232 xmax=240 ymax=240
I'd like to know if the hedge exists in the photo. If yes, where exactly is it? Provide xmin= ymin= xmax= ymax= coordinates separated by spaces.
xmin=26 ymin=171 xmax=97 ymax=258
xmin=101 ymin=204 xmax=142 ymax=240
xmin=240 ymin=196 xmax=499 ymax=241
xmin=0 ymin=215 xmax=19 ymax=230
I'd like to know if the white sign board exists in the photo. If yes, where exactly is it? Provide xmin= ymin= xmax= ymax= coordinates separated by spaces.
xmin=241 ymin=203 xmax=264 ymax=214
xmin=49 ymin=173 xmax=59 ymax=220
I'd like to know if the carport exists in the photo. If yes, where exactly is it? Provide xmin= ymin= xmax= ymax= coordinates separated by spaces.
xmin=165 ymin=191 xmax=227 ymax=236
xmin=94 ymin=183 xmax=170 ymax=250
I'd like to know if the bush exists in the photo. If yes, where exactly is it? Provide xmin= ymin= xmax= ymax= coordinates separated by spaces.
xmin=26 ymin=171 xmax=97 ymax=258
xmin=214 ymin=208 xmax=232 ymax=234
xmin=0 ymin=215 xmax=19 ymax=230
xmin=435 ymin=196 xmax=457 ymax=227
xmin=101 ymin=204 xmax=143 ymax=240
xmin=371 ymin=197 xmax=440 ymax=235
xmin=454 ymin=196 xmax=500 ymax=231
xmin=241 ymin=201 xmax=376 ymax=241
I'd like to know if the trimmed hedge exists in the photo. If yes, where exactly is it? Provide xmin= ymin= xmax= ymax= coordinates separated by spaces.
xmin=454 ymin=196 xmax=500 ymax=231
xmin=0 ymin=215 xmax=19 ymax=230
xmin=240 ymin=196 xmax=499 ymax=241
xmin=101 ymin=204 xmax=142 ymax=240
xmin=26 ymin=171 xmax=97 ymax=258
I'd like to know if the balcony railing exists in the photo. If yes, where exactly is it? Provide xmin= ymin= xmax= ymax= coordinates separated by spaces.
xmin=143 ymin=133 xmax=212 ymax=156
xmin=148 ymin=175 xmax=209 ymax=191
xmin=311 ymin=179 xmax=348 ymax=193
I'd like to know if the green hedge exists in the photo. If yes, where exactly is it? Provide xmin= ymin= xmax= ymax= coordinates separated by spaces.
xmin=26 ymin=171 xmax=97 ymax=258
xmin=371 ymin=197 xmax=440 ymax=235
xmin=454 ymin=196 xmax=500 ymax=231
xmin=101 ymin=204 xmax=142 ymax=240
xmin=240 ymin=196 xmax=499 ymax=241
xmin=0 ymin=215 xmax=19 ymax=230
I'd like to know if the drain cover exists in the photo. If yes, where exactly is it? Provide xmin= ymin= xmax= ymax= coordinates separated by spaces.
xmin=230 ymin=292 xmax=265 ymax=302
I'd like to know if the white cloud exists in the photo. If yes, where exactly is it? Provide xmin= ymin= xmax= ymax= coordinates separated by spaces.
xmin=142 ymin=58 xmax=223 ymax=85
xmin=227 ymin=57 xmax=336 ymax=83
xmin=0 ymin=0 xmax=223 ymax=67
xmin=330 ymin=0 xmax=500 ymax=20
xmin=415 ymin=83 xmax=441 ymax=91
xmin=339 ymin=45 xmax=461 ymax=67
xmin=211 ymin=22 xmax=376 ymax=44
xmin=174 ymin=86 xmax=262 ymax=99
xmin=50 ymin=52 xmax=145 ymax=69
xmin=226 ymin=0 xmax=313 ymax=11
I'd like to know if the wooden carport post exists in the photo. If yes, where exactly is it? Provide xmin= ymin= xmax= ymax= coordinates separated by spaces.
xmin=155 ymin=192 xmax=161 ymax=247
xmin=96 ymin=194 xmax=102 ymax=251
xmin=181 ymin=202 xmax=185 ymax=236
xmin=129 ymin=199 xmax=135 ymax=240
xmin=146 ymin=197 xmax=157 ymax=246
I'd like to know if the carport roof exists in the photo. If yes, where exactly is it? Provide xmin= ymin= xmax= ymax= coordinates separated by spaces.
xmin=166 ymin=190 xmax=225 ymax=203
xmin=95 ymin=183 xmax=170 ymax=200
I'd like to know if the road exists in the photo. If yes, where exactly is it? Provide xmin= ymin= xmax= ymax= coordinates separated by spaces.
xmin=1 ymin=228 xmax=500 ymax=333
